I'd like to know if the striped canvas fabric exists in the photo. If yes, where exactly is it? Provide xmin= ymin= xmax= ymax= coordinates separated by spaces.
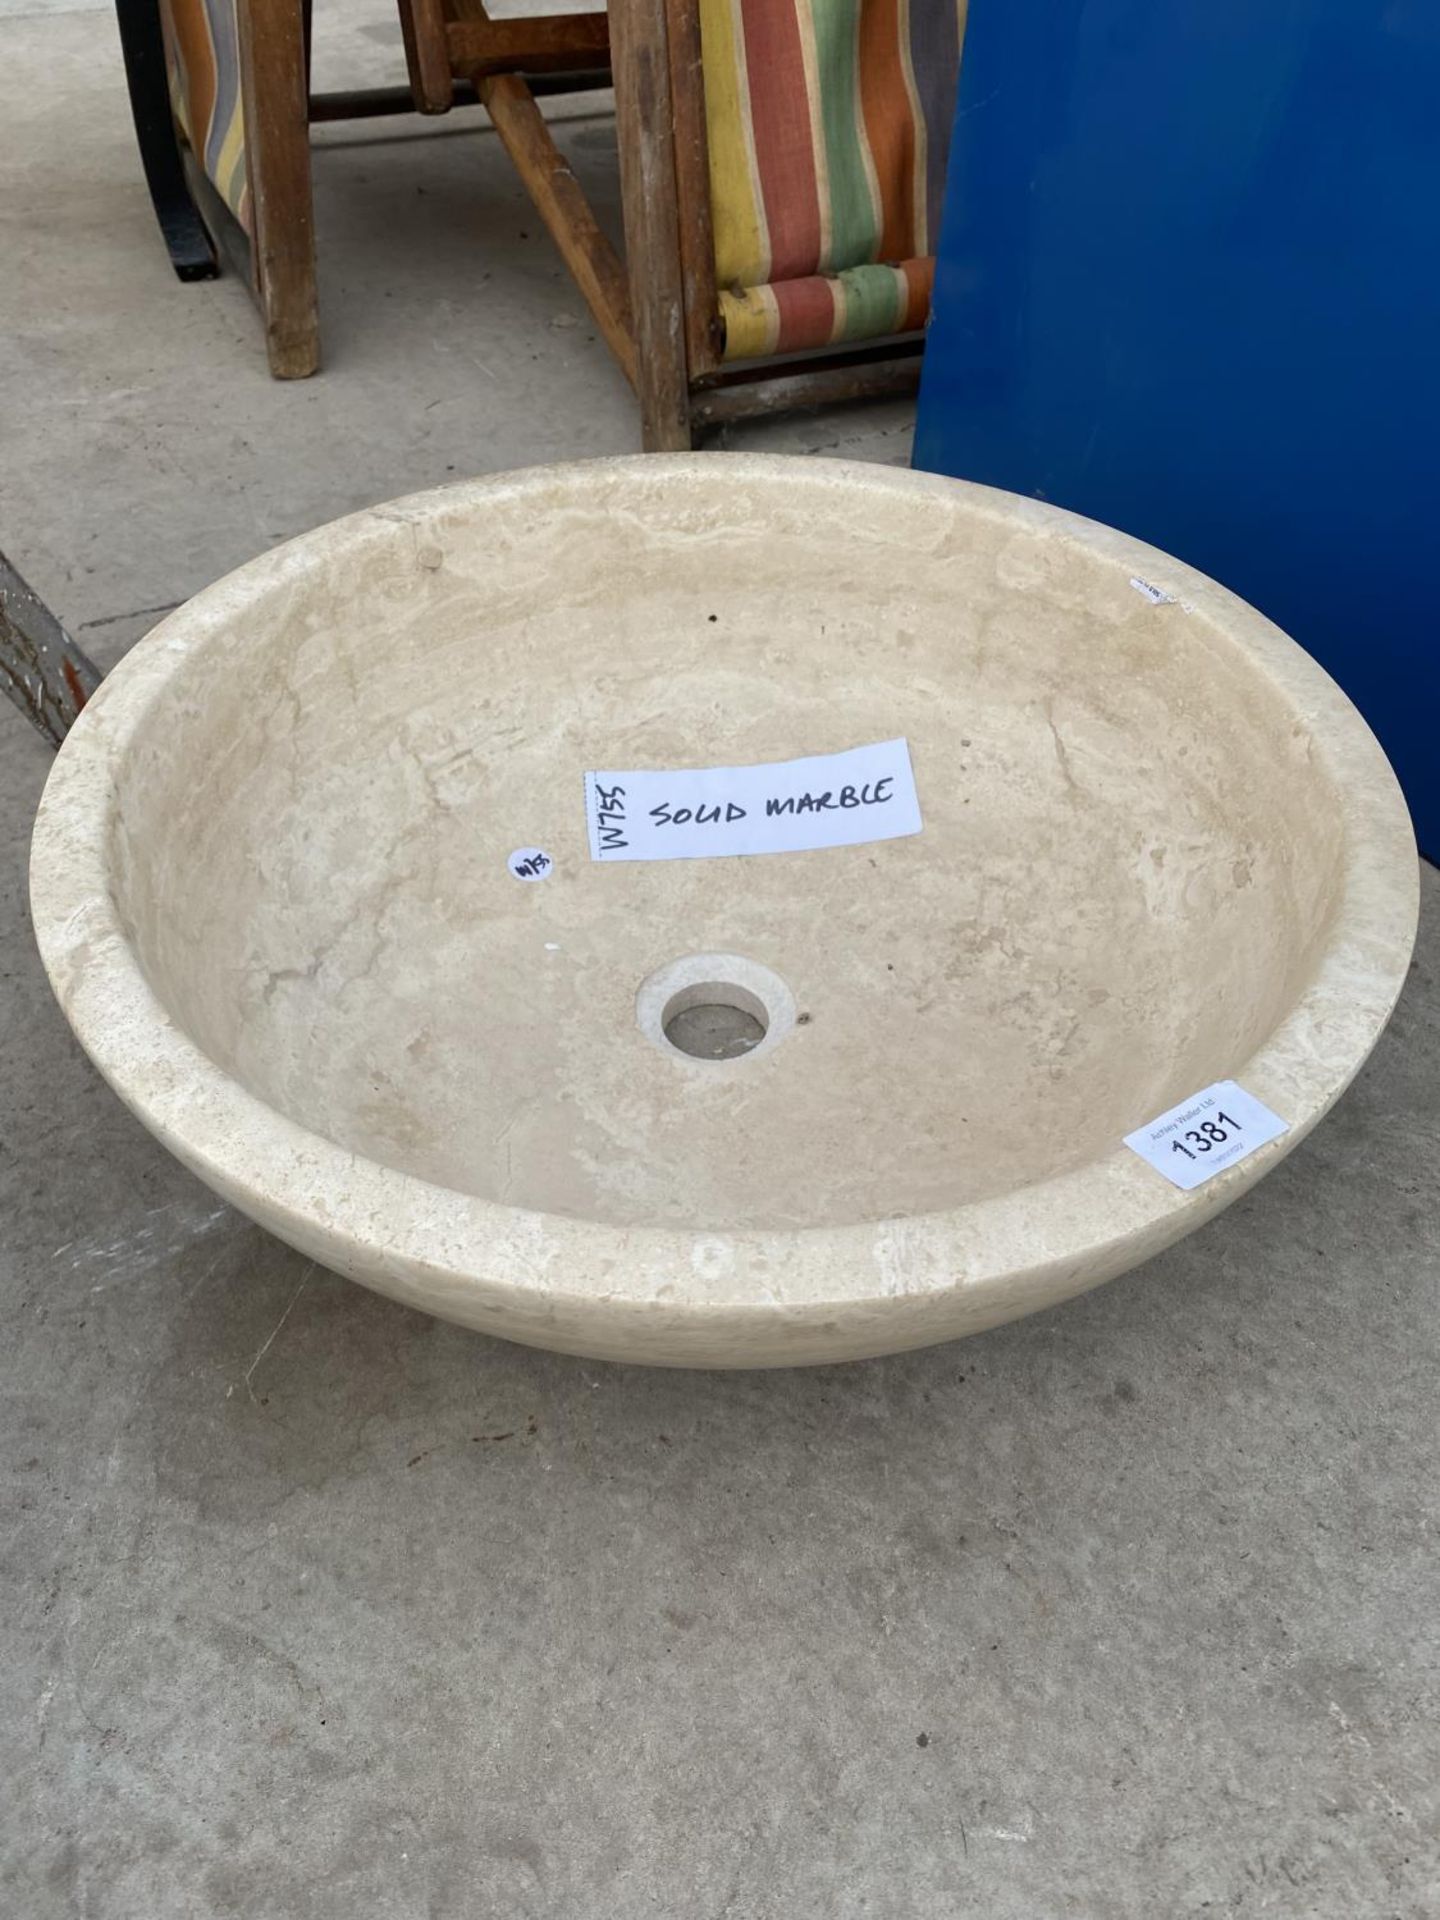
xmin=159 ymin=0 xmax=250 ymax=231
xmin=700 ymin=0 xmax=966 ymax=361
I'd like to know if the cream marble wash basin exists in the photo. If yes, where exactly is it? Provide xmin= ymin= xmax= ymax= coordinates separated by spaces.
xmin=30 ymin=457 xmax=1418 ymax=1366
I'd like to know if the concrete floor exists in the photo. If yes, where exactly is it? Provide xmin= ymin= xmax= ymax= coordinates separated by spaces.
xmin=3 ymin=5 xmax=1438 ymax=1917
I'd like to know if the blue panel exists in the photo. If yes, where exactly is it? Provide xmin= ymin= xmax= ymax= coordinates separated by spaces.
xmin=915 ymin=0 xmax=1440 ymax=855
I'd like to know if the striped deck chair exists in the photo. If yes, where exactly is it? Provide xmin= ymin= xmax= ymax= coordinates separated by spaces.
xmin=117 ymin=0 xmax=613 ymax=378
xmin=611 ymin=0 xmax=968 ymax=445
xmin=702 ymin=0 xmax=965 ymax=367
xmin=116 ymin=0 xmax=317 ymax=376
xmin=409 ymin=0 xmax=966 ymax=445
xmin=158 ymin=0 xmax=251 ymax=234
xmin=116 ymin=0 xmax=610 ymax=378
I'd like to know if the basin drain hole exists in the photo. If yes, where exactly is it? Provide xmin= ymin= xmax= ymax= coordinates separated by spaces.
xmin=662 ymin=981 xmax=769 ymax=1061
xmin=637 ymin=951 xmax=796 ymax=1065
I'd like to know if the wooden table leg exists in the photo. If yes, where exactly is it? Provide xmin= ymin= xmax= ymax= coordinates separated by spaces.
xmin=608 ymin=0 xmax=693 ymax=450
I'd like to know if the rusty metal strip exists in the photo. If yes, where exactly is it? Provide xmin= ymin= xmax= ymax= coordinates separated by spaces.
xmin=0 ymin=551 xmax=102 ymax=749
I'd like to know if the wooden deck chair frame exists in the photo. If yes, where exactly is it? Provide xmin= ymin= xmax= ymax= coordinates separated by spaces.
xmin=409 ymin=0 xmax=926 ymax=448
xmin=624 ymin=0 xmax=926 ymax=449
xmin=117 ymin=0 xmax=319 ymax=378
xmin=116 ymin=0 xmax=611 ymax=380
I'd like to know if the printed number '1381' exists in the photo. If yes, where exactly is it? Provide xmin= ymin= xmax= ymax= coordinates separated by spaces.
xmin=1173 ymin=1113 xmax=1240 ymax=1161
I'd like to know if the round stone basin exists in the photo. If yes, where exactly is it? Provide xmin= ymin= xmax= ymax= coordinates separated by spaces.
xmin=30 ymin=456 xmax=1417 ymax=1367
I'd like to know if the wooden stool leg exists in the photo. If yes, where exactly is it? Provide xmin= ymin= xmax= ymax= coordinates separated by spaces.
xmin=608 ymin=0 xmax=693 ymax=451
xmin=237 ymin=0 xmax=320 ymax=378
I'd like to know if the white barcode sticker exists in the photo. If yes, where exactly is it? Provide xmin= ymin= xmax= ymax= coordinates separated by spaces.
xmin=1123 ymin=1080 xmax=1288 ymax=1191
xmin=584 ymin=737 xmax=922 ymax=863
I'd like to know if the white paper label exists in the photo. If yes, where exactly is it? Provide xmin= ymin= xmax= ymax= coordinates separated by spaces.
xmin=1123 ymin=1080 xmax=1288 ymax=1191
xmin=1129 ymin=576 xmax=1175 ymax=605
xmin=584 ymin=738 xmax=923 ymax=863
xmin=507 ymin=847 xmax=554 ymax=881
